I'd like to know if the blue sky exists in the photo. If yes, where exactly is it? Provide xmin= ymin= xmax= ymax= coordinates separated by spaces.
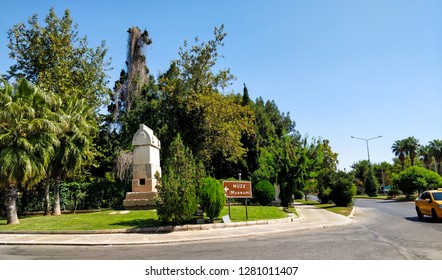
xmin=1 ymin=0 xmax=441 ymax=170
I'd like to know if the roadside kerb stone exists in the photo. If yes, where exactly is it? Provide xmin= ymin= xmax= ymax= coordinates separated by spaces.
xmin=0 ymin=205 xmax=356 ymax=246
xmin=0 ymin=215 xmax=298 ymax=235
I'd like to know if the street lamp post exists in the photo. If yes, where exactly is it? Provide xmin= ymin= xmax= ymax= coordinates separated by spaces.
xmin=351 ymin=135 xmax=382 ymax=163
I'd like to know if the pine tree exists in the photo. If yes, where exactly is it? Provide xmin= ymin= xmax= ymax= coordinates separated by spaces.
xmin=363 ymin=166 xmax=379 ymax=197
xmin=155 ymin=134 xmax=202 ymax=225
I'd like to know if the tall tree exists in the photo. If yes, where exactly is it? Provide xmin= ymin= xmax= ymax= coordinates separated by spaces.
xmin=253 ymin=97 xmax=277 ymax=149
xmin=392 ymin=139 xmax=407 ymax=170
xmin=241 ymin=83 xmax=251 ymax=106
xmin=155 ymin=134 xmax=202 ymax=225
xmin=0 ymin=78 xmax=60 ymax=224
xmin=419 ymin=144 xmax=433 ymax=170
xmin=158 ymin=25 xmax=254 ymax=174
xmin=7 ymin=8 xmax=108 ymax=213
xmin=264 ymin=100 xmax=296 ymax=138
xmin=113 ymin=27 xmax=152 ymax=120
xmin=429 ymin=140 xmax=442 ymax=175
xmin=372 ymin=161 xmax=394 ymax=187
xmin=363 ymin=166 xmax=379 ymax=197
xmin=276 ymin=136 xmax=311 ymax=207
xmin=49 ymin=98 xmax=97 ymax=215
xmin=313 ymin=138 xmax=338 ymax=200
xmin=404 ymin=136 xmax=419 ymax=166
xmin=7 ymin=8 xmax=110 ymax=109
xmin=351 ymin=160 xmax=371 ymax=194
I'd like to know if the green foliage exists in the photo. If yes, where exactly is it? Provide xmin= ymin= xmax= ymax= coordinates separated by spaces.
xmin=276 ymin=136 xmax=312 ymax=207
xmin=0 ymin=177 xmax=130 ymax=213
xmin=155 ymin=134 xmax=201 ymax=225
xmin=387 ymin=188 xmax=401 ymax=198
xmin=0 ymin=78 xmax=61 ymax=223
xmin=52 ymin=98 xmax=98 ymax=180
xmin=419 ymin=144 xmax=434 ymax=170
xmin=7 ymin=8 xmax=110 ymax=108
xmin=5 ymin=13 xmax=345 ymax=217
xmin=363 ymin=167 xmax=379 ymax=197
xmin=253 ymin=180 xmax=275 ymax=206
xmin=199 ymin=177 xmax=225 ymax=222
xmin=293 ymin=190 xmax=304 ymax=200
xmin=311 ymin=138 xmax=338 ymax=200
xmin=91 ymin=180 xmax=130 ymax=210
xmin=404 ymin=136 xmax=419 ymax=166
xmin=0 ymin=78 xmax=60 ymax=188
xmin=393 ymin=166 xmax=442 ymax=197
xmin=252 ymin=147 xmax=277 ymax=184
xmin=372 ymin=161 xmax=394 ymax=188
xmin=329 ymin=171 xmax=356 ymax=207
xmin=429 ymin=139 xmax=442 ymax=175
xmin=392 ymin=139 xmax=407 ymax=171
xmin=352 ymin=161 xmax=395 ymax=196
xmin=319 ymin=187 xmax=332 ymax=204
xmin=157 ymin=26 xmax=254 ymax=176
xmin=6 ymin=8 xmax=108 ymax=215
xmin=351 ymin=160 xmax=370 ymax=195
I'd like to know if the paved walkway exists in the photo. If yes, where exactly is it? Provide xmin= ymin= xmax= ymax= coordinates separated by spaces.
xmin=0 ymin=203 xmax=356 ymax=246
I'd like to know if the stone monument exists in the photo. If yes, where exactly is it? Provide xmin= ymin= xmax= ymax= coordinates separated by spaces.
xmin=123 ymin=124 xmax=161 ymax=209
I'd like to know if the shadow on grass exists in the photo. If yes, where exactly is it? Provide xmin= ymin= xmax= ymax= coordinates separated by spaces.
xmin=110 ymin=218 xmax=162 ymax=229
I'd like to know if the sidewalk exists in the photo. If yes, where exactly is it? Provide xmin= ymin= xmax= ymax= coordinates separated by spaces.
xmin=0 ymin=203 xmax=356 ymax=246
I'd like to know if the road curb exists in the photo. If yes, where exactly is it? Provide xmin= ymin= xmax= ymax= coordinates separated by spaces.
xmin=349 ymin=206 xmax=356 ymax=218
xmin=0 ymin=214 xmax=298 ymax=235
xmin=0 ymin=205 xmax=355 ymax=246
xmin=0 ymin=217 xmax=356 ymax=247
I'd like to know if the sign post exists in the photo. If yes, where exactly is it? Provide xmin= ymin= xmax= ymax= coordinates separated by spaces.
xmin=223 ymin=181 xmax=252 ymax=221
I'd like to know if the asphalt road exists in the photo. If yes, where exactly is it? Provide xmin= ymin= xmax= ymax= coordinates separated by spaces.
xmin=0 ymin=199 xmax=441 ymax=260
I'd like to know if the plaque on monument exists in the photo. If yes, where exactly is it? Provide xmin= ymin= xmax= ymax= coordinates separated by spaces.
xmin=123 ymin=124 xmax=161 ymax=209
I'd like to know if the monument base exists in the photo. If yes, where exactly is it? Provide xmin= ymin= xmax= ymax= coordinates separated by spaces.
xmin=123 ymin=192 xmax=157 ymax=210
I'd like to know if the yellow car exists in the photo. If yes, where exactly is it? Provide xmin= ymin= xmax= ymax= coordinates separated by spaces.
xmin=415 ymin=190 xmax=442 ymax=221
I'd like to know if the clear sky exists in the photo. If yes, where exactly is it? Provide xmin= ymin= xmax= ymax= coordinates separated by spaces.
xmin=1 ymin=0 xmax=441 ymax=170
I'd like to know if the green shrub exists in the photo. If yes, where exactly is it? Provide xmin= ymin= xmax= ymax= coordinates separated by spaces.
xmin=387 ymin=188 xmax=401 ymax=197
xmin=156 ymin=134 xmax=200 ymax=225
xmin=393 ymin=166 xmax=442 ymax=198
xmin=293 ymin=189 xmax=304 ymax=200
xmin=0 ymin=177 xmax=130 ymax=214
xmin=319 ymin=187 xmax=332 ymax=204
xmin=363 ymin=167 xmax=379 ymax=197
xmin=330 ymin=171 xmax=356 ymax=206
xmin=253 ymin=180 xmax=275 ymax=206
xmin=199 ymin=177 xmax=225 ymax=222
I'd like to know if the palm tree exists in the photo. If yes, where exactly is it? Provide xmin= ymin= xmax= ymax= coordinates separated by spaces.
xmin=419 ymin=144 xmax=433 ymax=170
xmin=0 ymin=78 xmax=60 ymax=224
xmin=404 ymin=136 xmax=419 ymax=166
xmin=392 ymin=139 xmax=407 ymax=170
xmin=48 ymin=97 xmax=98 ymax=215
xmin=429 ymin=140 xmax=442 ymax=175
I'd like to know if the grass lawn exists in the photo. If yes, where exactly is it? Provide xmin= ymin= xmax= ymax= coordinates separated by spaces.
xmin=0 ymin=210 xmax=161 ymax=231
xmin=215 ymin=205 xmax=294 ymax=222
xmin=296 ymin=200 xmax=353 ymax=216
xmin=0 ymin=206 xmax=294 ymax=231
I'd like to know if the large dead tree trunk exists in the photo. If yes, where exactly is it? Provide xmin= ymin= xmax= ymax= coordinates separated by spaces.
xmin=113 ymin=27 xmax=152 ymax=120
